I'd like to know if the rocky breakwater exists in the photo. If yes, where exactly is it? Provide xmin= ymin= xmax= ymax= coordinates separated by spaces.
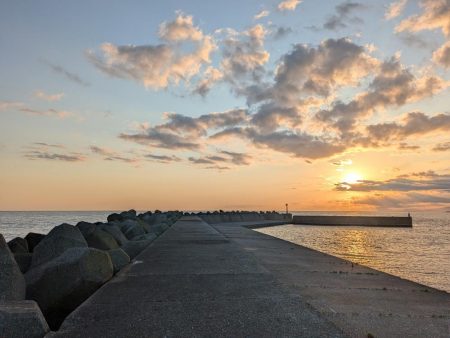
xmin=197 ymin=210 xmax=292 ymax=224
xmin=0 ymin=210 xmax=181 ymax=337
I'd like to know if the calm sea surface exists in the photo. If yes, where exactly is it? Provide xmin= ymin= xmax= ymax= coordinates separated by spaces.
xmin=0 ymin=211 xmax=113 ymax=241
xmin=256 ymin=211 xmax=450 ymax=293
xmin=1 ymin=210 xmax=449 ymax=293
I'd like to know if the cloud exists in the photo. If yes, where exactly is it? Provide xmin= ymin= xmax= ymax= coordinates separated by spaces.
xmin=188 ymin=150 xmax=252 ymax=167
xmin=19 ymin=107 xmax=74 ymax=119
xmin=335 ymin=171 xmax=450 ymax=191
xmin=352 ymin=192 xmax=450 ymax=209
xmin=159 ymin=12 xmax=204 ymax=41
xmin=24 ymin=151 xmax=85 ymax=162
xmin=87 ymin=13 xmax=215 ymax=90
xmin=316 ymin=56 xmax=447 ymax=134
xmin=271 ymin=26 xmax=293 ymax=40
xmin=120 ymin=128 xmax=200 ymax=150
xmin=24 ymin=143 xmax=85 ymax=162
xmin=433 ymin=40 xmax=450 ymax=68
xmin=432 ymin=141 xmax=450 ymax=151
xmin=90 ymin=145 xmax=114 ymax=156
xmin=385 ymin=0 xmax=408 ymax=20
xmin=396 ymin=0 xmax=450 ymax=37
xmin=278 ymin=0 xmax=301 ymax=12
xmin=365 ymin=112 xmax=450 ymax=143
xmin=34 ymin=90 xmax=64 ymax=102
xmin=119 ymin=109 xmax=248 ymax=150
xmin=33 ymin=142 xmax=64 ymax=149
xmin=332 ymin=159 xmax=353 ymax=166
xmin=398 ymin=32 xmax=430 ymax=49
xmin=398 ymin=142 xmax=420 ymax=150
xmin=212 ymin=127 xmax=345 ymax=159
xmin=90 ymin=145 xmax=138 ymax=163
xmin=145 ymin=153 xmax=182 ymax=163
xmin=323 ymin=1 xmax=367 ymax=30
xmin=220 ymin=24 xmax=270 ymax=85
xmin=254 ymin=10 xmax=270 ymax=20
xmin=43 ymin=61 xmax=90 ymax=86
xmin=0 ymin=101 xmax=24 ymax=111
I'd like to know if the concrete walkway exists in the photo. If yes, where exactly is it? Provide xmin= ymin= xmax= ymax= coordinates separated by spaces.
xmin=51 ymin=217 xmax=345 ymax=337
xmin=213 ymin=221 xmax=450 ymax=338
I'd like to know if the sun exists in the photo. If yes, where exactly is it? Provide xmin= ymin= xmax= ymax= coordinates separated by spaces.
xmin=343 ymin=172 xmax=362 ymax=184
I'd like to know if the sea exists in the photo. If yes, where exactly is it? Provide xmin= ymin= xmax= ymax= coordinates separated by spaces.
xmin=1 ymin=210 xmax=449 ymax=293
xmin=257 ymin=211 xmax=450 ymax=293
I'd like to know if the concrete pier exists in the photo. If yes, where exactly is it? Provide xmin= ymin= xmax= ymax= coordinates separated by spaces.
xmin=50 ymin=216 xmax=449 ymax=337
xmin=293 ymin=215 xmax=413 ymax=227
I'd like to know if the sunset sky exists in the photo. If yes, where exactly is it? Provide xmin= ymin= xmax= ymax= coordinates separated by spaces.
xmin=0 ymin=0 xmax=449 ymax=211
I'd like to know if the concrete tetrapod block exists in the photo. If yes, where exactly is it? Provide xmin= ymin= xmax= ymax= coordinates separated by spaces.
xmin=30 ymin=224 xmax=87 ymax=269
xmin=0 ymin=300 xmax=50 ymax=338
xmin=75 ymin=221 xmax=97 ymax=237
xmin=120 ymin=220 xmax=146 ymax=240
xmin=84 ymin=228 xmax=119 ymax=251
xmin=7 ymin=237 xmax=29 ymax=254
xmin=99 ymin=224 xmax=129 ymax=246
xmin=107 ymin=248 xmax=130 ymax=273
xmin=25 ymin=233 xmax=45 ymax=253
xmin=14 ymin=253 xmax=32 ymax=273
xmin=0 ymin=234 xmax=26 ymax=301
xmin=25 ymin=247 xmax=113 ymax=329
xmin=120 ymin=239 xmax=153 ymax=259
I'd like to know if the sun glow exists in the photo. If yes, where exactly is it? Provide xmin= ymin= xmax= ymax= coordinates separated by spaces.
xmin=343 ymin=172 xmax=362 ymax=184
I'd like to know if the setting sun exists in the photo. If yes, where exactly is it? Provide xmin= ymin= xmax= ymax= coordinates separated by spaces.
xmin=343 ymin=172 xmax=362 ymax=184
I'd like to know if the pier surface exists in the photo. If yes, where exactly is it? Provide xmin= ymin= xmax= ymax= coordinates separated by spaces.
xmin=51 ymin=216 xmax=449 ymax=337
xmin=293 ymin=215 xmax=413 ymax=227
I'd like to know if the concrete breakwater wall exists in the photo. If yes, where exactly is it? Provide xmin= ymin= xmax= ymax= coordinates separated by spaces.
xmin=0 ymin=209 xmax=182 ymax=337
xmin=199 ymin=211 xmax=292 ymax=224
xmin=293 ymin=215 xmax=412 ymax=227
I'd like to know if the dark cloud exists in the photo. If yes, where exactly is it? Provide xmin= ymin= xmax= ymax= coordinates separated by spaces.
xmin=145 ymin=154 xmax=182 ymax=163
xmin=353 ymin=192 xmax=450 ymax=208
xmin=335 ymin=172 xmax=450 ymax=191
xmin=272 ymin=26 xmax=293 ymax=40
xmin=24 ymin=151 xmax=85 ymax=162
xmin=120 ymin=129 xmax=200 ymax=150
xmin=398 ymin=142 xmax=420 ymax=150
xmin=432 ymin=141 xmax=450 ymax=151
xmin=33 ymin=142 xmax=64 ymax=149
xmin=104 ymin=156 xmax=138 ymax=163
xmin=323 ymin=1 xmax=367 ymax=30
xmin=316 ymin=57 xmax=446 ymax=134
xmin=120 ymin=109 xmax=248 ymax=150
xmin=366 ymin=112 xmax=450 ymax=143
xmin=43 ymin=60 xmax=90 ymax=87
xmin=433 ymin=41 xmax=450 ymax=68
xmin=189 ymin=150 xmax=252 ymax=167
xmin=398 ymin=32 xmax=431 ymax=49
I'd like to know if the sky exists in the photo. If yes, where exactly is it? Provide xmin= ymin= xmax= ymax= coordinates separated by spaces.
xmin=0 ymin=0 xmax=449 ymax=212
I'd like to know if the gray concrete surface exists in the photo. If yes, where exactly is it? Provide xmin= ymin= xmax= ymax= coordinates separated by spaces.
xmin=49 ymin=217 xmax=449 ymax=337
xmin=50 ymin=217 xmax=345 ymax=337
xmin=213 ymin=221 xmax=450 ymax=338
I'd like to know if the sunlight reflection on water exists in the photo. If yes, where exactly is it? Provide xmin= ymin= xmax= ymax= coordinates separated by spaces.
xmin=256 ymin=211 xmax=450 ymax=293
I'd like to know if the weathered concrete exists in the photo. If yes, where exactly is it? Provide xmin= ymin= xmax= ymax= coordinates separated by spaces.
xmin=213 ymin=221 xmax=450 ymax=338
xmin=51 ymin=217 xmax=345 ymax=337
xmin=0 ymin=234 xmax=26 ymax=301
xmin=46 ymin=216 xmax=449 ymax=337
xmin=0 ymin=300 xmax=50 ymax=338
xmin=293 ymin=215 xmax=412 ymax=227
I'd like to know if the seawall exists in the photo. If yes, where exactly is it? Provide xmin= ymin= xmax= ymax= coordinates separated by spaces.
xmin=48 ymin=216 xmax=449 ymax=338
xmin=293 ymin=215 xmax=413 ymax=227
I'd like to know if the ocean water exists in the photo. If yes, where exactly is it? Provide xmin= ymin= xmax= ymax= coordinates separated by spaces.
xmin=0 ymin=211 xmax=114 ymax=241
xmin=256 ymin=211 xmax=450 ymax=293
